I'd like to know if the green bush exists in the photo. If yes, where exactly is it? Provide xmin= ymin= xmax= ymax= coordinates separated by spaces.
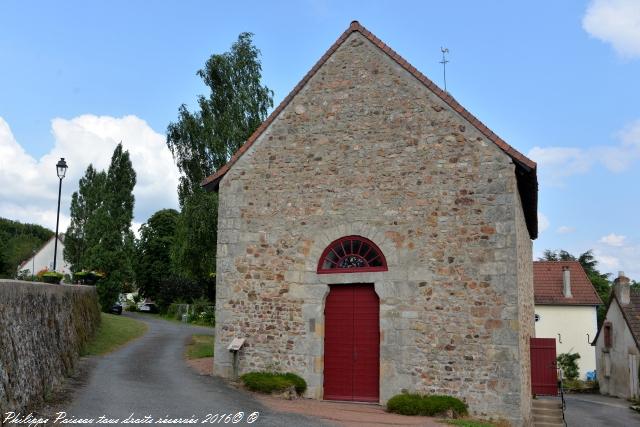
xmin=73 ymin=270 xmax=105 ymax=285
xmin=280 ymin=373 xmax=307 ymax=395
xmin=387 ymin=393 xmax=468 ymax=417
xmin=167 ymin=301 xmax=188 ymax=320
xmin=125 ymin=302 xmax=138 ymax=312
xmin=41 ymin=271 xmax=63 ymax=284
xmin=241 ymin=372 xmax=307 ymax=395
xmin=557 ymin=352 xmax=581 ymax=381
xmin=166 ymin=299 xmax=215 ymax=326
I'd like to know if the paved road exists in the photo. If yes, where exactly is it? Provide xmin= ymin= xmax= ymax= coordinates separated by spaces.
xmin=63 ymin=313 xmax=331 ymax=427
xmin=564 ymin=393 xmax=640 ymax=426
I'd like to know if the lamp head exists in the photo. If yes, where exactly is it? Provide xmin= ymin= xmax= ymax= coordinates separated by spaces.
xmin=56 ymin=157 xmax=68 ymax=179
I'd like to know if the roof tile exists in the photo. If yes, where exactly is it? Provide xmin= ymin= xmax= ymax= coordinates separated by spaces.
xmin=533 ymin=261 xmax=602 ymax=306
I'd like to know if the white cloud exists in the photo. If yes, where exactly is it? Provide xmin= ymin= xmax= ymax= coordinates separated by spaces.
xmin=600 ymin=233 xmax=627 ymax=247
xmin=593 ymin=240 xmax=640 ymax=280
xmin=538 ymin=212 xmax=550 ymax=233
xmin=596 ymin=253 xmax=621 ymax=270
xmin=583 ymin=0 xmax=640 ymax=59
xmin=557 ymin=226 xmax=575 ymax=234
xmin=529 ymin=119 xmax=640 ymax=186
xmin=0 ymin=115 xmax=179 ymax=233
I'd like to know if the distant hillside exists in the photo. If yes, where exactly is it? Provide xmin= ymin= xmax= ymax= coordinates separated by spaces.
xmin=0 ymin=217 xmax=54 ymax=278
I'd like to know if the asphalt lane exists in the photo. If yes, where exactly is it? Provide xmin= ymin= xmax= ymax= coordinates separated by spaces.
xmin=63 ymin=312 xmax=331 ymax=427
xmin=564 ymin=393 xmax=640 ymax=426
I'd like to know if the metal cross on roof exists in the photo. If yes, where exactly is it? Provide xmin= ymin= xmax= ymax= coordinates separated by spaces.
xmin=440 ymin=47 xmax=449 ymax=92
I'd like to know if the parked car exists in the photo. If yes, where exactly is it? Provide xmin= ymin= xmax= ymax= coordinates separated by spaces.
xmin=138 ymin=302 xmax=158 ymax=313
xmin=110 ymin=301 xmax=123 ymax=315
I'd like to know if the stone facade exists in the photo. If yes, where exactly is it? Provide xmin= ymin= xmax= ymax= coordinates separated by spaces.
xmin=0 ymin=280 xmax=100 ymax=416
xmin=212 ymin=26 xmax=535 ymax=426
xmin=594 ymin=275 xmax=640 ymax=399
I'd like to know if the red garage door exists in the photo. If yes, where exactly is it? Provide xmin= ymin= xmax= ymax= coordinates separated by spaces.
xmin=324 ymin=283 xmax=379 ymax=402
xmin=530 ymin=337 xmax=558 ymax=396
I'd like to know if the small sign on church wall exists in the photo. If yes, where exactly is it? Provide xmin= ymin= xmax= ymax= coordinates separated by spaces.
xmin=227 ymin=337 xmax=245 ymax=351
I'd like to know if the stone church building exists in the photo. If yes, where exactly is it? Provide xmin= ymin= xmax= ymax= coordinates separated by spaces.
xmin=203 ymin=22 xmax=538 ymax=425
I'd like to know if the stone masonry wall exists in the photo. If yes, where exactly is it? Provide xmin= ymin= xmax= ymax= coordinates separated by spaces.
xmin=215 ymin=32 xmax=533 ymax=426
xmin=0 ymin=280 xmax=100 ymax=417
xmin=516 ymin=196 xmax=535 ymax=426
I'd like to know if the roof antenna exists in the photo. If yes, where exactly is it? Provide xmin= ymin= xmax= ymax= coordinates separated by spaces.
xmin=439 ymin=47 xmax=449 ymax=92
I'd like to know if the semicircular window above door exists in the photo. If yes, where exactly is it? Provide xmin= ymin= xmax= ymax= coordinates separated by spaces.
xmin=317 ymin=235 xmax=388 ymax=274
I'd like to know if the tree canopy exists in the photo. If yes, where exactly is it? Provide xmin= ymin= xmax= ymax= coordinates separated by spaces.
xmin=135 ymin=208 xmax=179 ymax=300
xmin=167 ymin=32 xmax=273 ymax=205
xmin=64 ymin=143 xmax=137 ymax=311
xmin=166 ymin=32 xmax=272 ymax=283
xmin=0 ymin=217 xmax=54 ymax=278
xmin=64 ymin=164 xmax=107 ymax=272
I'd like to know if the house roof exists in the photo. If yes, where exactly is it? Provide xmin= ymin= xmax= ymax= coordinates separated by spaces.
xmin=201 ymin=21 xmax=539 ymax=239
xmin=17 ymin=234 xmax=65 ymax=271
xmin=592 ymin=289 xmax=640 ymax=349
xmin=533 ymin=261 xmax=603 ymax=306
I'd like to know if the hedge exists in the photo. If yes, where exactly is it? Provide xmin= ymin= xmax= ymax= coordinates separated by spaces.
xmin=387 ymin=393 xmax=468 ymax=417
xmin=41 ymin=271 xmax=63 ymax=284
xmin=240 ymin=372 xmax=307 ymax=395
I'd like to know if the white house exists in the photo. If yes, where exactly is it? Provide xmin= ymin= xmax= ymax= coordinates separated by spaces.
xmin=17 ymin=235 xmax=71 ymax=277
xmin=533 ymin=261 xmax=602 ymax=379
xmin=593 ymin=272 xmax=640 ymax=399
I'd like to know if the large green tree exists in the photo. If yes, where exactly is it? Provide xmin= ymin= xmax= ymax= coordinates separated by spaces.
xmin=64 ymin=165 xmax=107 ymax=272
xmin=170 ymin=188 xmax=218 ymax=281
xmin=135 ymin=208 xmax=179 ymax=300
xmin=88 ymin=143 xmax=137 ymax=311
xmin=65 ymin=144 xmax=136 ymax=310
xmin=166 ymin=32 xmax=272 ymax=281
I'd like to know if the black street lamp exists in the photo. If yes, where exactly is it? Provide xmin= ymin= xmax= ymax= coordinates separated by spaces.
xmin=53 ymin=157 xmax=68 ymax=272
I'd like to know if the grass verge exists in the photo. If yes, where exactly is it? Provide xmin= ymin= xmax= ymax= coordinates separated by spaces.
xmin=81 ymin=313 xmax=147 ymax=356
xmin=137 ymin=312 xmax=214 ymax=328
xmin=185 ymin=334 xmax=214 ymax=359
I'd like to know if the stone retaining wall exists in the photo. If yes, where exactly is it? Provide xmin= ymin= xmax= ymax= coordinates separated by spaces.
xmin=0 ymin=280 xmax=100 ymax=417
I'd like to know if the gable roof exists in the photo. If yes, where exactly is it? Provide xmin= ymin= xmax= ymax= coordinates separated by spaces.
xmin=533 ymin=261 xmax=602 ymax=306
xmin=16 ymin=234 xmax=65 ymax=271
xmin=201 ymin=21 xmax=538 ymax=239
xmin=592 ymin=289 xmax=640 ymax=349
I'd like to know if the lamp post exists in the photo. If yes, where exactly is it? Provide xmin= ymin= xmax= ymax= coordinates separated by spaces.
xmin=53 ymin=158 xmax=68 ymax=272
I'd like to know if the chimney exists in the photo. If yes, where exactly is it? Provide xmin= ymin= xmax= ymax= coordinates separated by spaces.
xmin=614 ymin=271 xmax=630 ymax=305
xmin=562 ymin=266 xmax=572 ymax=298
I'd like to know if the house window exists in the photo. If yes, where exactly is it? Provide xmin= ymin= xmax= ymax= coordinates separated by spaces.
xmin=317 ymin=236 xmax=388 ymax=274
xmin=604 ymin=322 xmax=612 ymax=348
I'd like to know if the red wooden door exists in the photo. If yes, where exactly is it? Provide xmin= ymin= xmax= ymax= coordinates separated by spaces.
xmin=324 ymin=284 xmax=379 ymax=402
xmin=530 ymin=337 xmax=558 ymax=395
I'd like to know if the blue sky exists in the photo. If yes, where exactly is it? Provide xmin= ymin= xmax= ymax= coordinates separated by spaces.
xmin=1 ymin=1 xmax=638 ymax=278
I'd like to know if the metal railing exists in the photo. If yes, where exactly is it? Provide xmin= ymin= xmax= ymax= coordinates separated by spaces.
xmin=558 ymin=368 xmax=567 ymax=427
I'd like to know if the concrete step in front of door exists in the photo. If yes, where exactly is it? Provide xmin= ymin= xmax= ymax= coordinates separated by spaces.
xmin=532 ymin=399 xmax=564 ymax=427
xmin=532 ymin=398 xmax=562 ymax=409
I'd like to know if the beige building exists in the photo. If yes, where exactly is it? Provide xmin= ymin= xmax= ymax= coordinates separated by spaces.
xmin=593 ymin=272 xmax=640 ymax=399
xmin=533 ymin=261 xmax=601 ymax=379
xmin=203 ymin=22 xmax=538 ymax=425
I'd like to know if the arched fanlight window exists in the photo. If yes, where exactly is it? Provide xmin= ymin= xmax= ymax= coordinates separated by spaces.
xmin=317 ymin=236 xmax=388 ymax=274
